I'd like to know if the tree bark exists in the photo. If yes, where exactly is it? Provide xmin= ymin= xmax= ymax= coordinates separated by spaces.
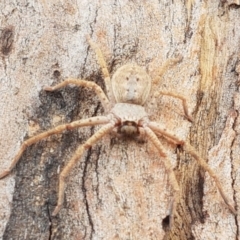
xmin=0 ymin=1 xmax=240 ymax=239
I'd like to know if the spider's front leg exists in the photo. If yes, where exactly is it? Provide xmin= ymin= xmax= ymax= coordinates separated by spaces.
xmin=143 ymin=126 xmax=180 ymax=227
xmin=184 ymin=142 xmax=237 ymax=215
xmin=148 ymin=121 xmax=237 ymax=215
xmin=52 ymin=121 xmax=116 ymax=216
xmin=0 ymin=116 xmax=109 ymax=179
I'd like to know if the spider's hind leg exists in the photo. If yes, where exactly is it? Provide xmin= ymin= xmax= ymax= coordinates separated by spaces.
xmin=152 ymin=90 xmax=193 ymax=122
xmin=152 ymin=56 xmax=183 ymax=86
xmin=86 ymin=36 xmax=114 ymax=103
xmin=44 ymin=78 xmax=110 ymax=111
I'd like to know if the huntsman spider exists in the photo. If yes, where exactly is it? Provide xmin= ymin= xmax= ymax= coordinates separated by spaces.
xmin=0 ymin=36 xmax=236 ymax=225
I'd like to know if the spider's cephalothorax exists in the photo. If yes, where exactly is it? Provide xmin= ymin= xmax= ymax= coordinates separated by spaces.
xmin=111 ymin=102 xmax=148 ymax=137
xmin=0 ymin=36 xmax=236 ymax=226
xmin=119 ymin=121 xmax=139 ymax=136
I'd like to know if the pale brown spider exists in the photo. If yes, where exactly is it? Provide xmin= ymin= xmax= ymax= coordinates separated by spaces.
xmin=0 ymin=36 xmax=236 ymax=225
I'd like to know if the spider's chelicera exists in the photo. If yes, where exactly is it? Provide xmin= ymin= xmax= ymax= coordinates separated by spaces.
xmin=0 ymin=36 xmax=236 ymax=225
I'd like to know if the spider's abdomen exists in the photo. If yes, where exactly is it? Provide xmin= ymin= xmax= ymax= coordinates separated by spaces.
xmin=111 ymin=64 xmax=151 ymax=105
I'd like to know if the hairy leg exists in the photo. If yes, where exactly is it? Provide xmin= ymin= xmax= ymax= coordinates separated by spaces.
xmin=86 ymin=36 xmax=114 ymax=104
xmin=148 ymin=121 xmax=185 ymax=145
xmin=184 ymin=142 xmax=236 ymax=215
xmin=0 ymin=116 xmax=110 ymax=179
xmin=150 ymin=56 xmax=193 ymax=122
xmin=44 ymin=78 xmax=110 ymax=111
xmin=152 ymin=56 xmax=182 ymax=86
xmin=157 ymin=91 xmax=193 ymax=122
xmin=144 ymin=126 xmax=180 ymax=227
xmin=149 ymin=121 xmax=236 ymax=215
xmin=52 ymin=121 xmax=115 ymax=216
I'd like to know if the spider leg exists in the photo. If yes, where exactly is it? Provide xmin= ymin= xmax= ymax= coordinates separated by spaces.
xmin=0 ymin=116 xmax=110 ymax=179
xmin=144 ymin=125 xmax=180 ymax=227
xmin=152 ymin=56 xmax=182 ymax=86
xmin=52 ymin=121 xmax=115 ymax=216
xmin=86 ymin=36 xmax=114 ymax=104
xmin=157 ymin=91 xmax=193 ymax=122
xmin=148 ymin=121 xmax=185 ymax=145
xmin=148 ymin=122 xmax=236 ymax=215
xmin=184 ymin=142 xmax=237 ymax=215
xmin=44 ymin=78 xmax=110 ymax=111
xmin=150 ymin=57 xmax=193 ymax=122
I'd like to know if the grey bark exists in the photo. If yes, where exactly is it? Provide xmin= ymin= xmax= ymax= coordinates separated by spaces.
xmin=0 ymin=1 xmax=240 ymax=239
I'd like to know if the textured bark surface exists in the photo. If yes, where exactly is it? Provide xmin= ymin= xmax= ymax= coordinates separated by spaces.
xmin=0 ymin=1 xmax=240 ymax=239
